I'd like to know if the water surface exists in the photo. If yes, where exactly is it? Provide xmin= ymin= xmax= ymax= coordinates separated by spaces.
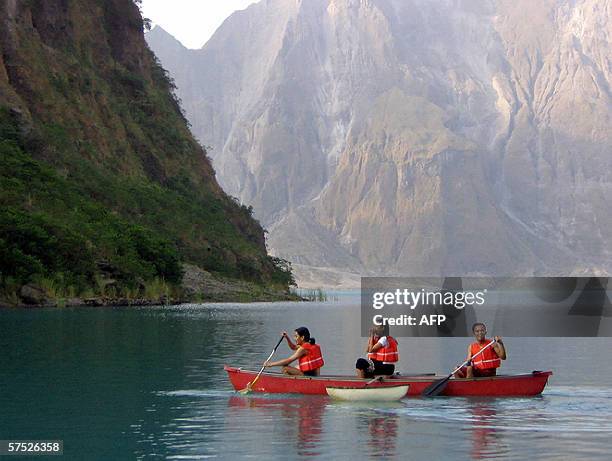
xmin=1 ymin=297 xmax=611 ymax=460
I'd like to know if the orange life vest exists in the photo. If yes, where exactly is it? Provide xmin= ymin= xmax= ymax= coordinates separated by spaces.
xmin=470 ymin=340 xmax=501 ymax=370
xmin=298 ymin=343 xmax=324 ymax=372
xmin=368 ymin=336 xmax=399 ymax=363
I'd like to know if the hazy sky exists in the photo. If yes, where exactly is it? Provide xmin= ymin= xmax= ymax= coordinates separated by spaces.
xmin=141 ymin=0 xmax=256 ymax=49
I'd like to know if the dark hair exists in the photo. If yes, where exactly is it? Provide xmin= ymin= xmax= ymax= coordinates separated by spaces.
xmin=355 ymin=358 xmax=370 ymax=370
xmin=472 ymin=322 xmax=486 ymax=333
xmin=295 ymin=326 xmax=315 ymax=345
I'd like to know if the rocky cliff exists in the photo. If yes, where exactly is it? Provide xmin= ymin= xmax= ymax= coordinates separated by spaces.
xmin=147 ymin=0 xmax=612 ymax=284
xmin=0 ymin=0 xmax=294 ymax=305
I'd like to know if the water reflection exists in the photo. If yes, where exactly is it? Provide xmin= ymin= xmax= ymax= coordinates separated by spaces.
xmin=227 ymin=396 xmax=407 ymax=458
xmin=228 ymin=396 xmax=326 ymax=456
xmin=363 ymin=413 xmax=399 ymax=458
xmin=466 ymin=401 xmax=506 ymax=460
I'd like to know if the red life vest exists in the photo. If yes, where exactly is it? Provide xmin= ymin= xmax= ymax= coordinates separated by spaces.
xmin=470 ymin=340 xmax=501 ymax=370
xmin=298 ymin=343 xmax=324 ymax=372
xmin=368 ymin=336 xmax=399 ymax=363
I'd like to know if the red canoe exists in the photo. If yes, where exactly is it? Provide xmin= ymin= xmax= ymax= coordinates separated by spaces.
xmin=225 ymin=365 xmax=552 ymax=397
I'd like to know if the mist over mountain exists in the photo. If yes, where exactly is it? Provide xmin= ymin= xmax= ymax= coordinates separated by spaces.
xmin=147 ymin=0 xmax=612 ymax=285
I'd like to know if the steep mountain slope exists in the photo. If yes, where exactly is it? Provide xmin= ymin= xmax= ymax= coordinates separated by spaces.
xmin=0 ymin=0 xmax=293 ymax=305
xmin=147 ymin=0 xmax=612 ymax=281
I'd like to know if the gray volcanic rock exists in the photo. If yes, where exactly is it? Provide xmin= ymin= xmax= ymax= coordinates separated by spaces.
xmin=147 ymin=0 xmax=612 ymax=279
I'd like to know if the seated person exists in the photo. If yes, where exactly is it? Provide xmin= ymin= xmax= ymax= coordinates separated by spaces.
xmin=355 ymin=358 xmax=376 ymax=379
xmin=366 ymin=324 xmax=399 ymax=376
xmin=264 ymin=327 xmax=324 ymax=376
xmin=455 ymin=322 xmax=507 ymax=378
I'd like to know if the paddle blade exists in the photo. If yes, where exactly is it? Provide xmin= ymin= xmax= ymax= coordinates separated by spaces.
xmin=421 ymin=375 xmax=451 ymax=397
xmin=238 ymin=382 xmax=254 ymax=394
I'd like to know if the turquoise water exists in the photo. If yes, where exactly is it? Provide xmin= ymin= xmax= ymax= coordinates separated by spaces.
xmin=1 ymin=298 xmax=611 ymax=460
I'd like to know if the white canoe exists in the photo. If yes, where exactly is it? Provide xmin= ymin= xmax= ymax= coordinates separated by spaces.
xmin=326 ymin=385 xmax=409 ymax=401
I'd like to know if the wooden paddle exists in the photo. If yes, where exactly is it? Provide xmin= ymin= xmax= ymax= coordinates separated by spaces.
xmin=422 ymin=339 xmax=497 ymax=397
xmin=239 ymin=335 xmax=285 ymax=394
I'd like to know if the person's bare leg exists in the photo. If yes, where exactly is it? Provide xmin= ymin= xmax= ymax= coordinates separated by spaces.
xmin=454 ymin=367 xmax=467 ymax=379
xmin=282 ymin=366 xmax=304 ymax=376
xmin=466 ymin=365 xmax=474 ymax=378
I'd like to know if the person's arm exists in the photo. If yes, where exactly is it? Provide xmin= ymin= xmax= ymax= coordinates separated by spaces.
xmin=465 ymin=344 xmax=473 ymax=364
xmin=283 ymin=331 xmax=297 ymax=350
xmin=264 ymin=347 xmax=307 ymax=367
xmin=367 ymin=336 xmax=387 ymax=354
xmin=493 ymin=336 xmax=507 ymax=360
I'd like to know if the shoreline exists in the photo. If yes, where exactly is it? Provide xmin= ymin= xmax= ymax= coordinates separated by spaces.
xmin=0 ymin=291 xmax=304 ymax=309
xmin=1 ymin=263 xmax=303 ymax=308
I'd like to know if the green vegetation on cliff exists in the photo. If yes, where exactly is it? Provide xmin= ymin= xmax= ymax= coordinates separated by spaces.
xmin=0 ymin=0 xmax=294 ymax=304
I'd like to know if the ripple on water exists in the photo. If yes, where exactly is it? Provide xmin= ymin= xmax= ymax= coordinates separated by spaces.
xmin=159 ymin=390 xmax=237 ymax=398
xmin=377 ymin=387 xmax=612 ymax=435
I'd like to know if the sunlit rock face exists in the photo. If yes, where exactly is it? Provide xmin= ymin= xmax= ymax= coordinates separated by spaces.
xmin=148 ymin=0 xmax=612 ymax=280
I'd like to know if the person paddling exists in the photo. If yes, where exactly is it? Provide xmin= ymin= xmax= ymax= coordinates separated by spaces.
xmin=455 ymin=322 xmax=507 ymax=378
xmin=365 ymin=324 xmax=399 ymax=375
xmin=264 ymin=327 xmax=324 ymax=376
